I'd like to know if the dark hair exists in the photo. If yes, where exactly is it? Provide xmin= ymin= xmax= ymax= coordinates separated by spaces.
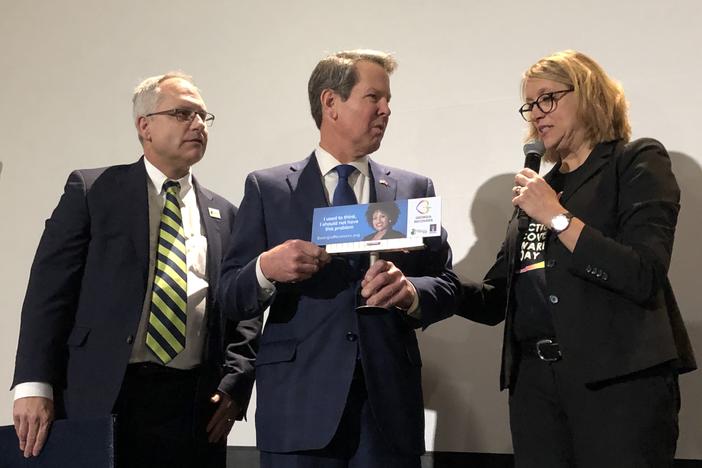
xmin=365 ymin=202 xmax=400 ymax=227
xmin=308 ymin=49 xmax=397 ymax=129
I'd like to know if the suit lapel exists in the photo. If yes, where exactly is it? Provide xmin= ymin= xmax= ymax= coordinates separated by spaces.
xmin=287 ymin=154 xmax=329 ymax=227
xmin=369 ymin=159 xmax=397 ymax=203
xmin=125 ymin=158 xmax=150 ymax=283
xmin=545 ymin=141 xmax=617 ymax=205
xmin=284 ymin=155 xmax=399 ymax=234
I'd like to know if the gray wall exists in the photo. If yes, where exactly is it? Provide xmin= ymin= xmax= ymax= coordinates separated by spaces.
xmin=1 ymin=0 xmax=700 ymax=458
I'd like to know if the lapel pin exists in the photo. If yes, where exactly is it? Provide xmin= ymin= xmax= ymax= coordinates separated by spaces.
xmin=379 ymin=179 xmax=389 ymax=187
xmin=208 ymin=207 xmax=221 ymax=219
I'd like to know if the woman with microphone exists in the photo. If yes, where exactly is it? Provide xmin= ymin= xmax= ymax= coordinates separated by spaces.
xmin=458 ymin=50 xmax=696 ymax=467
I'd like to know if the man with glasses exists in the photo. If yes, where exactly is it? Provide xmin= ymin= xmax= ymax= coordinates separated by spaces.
xmin=11 ymin=72 xmax=261 ymax=467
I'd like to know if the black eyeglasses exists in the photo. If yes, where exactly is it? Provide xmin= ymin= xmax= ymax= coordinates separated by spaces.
xmin=518 ymin=88 xmax=574 ymax=122
xmin=146 ymin=108 xmax=215 ymax=127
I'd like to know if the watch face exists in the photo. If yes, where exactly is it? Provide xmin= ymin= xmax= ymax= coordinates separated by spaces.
xmin=552 ymin=214 xmax=569 ymax=231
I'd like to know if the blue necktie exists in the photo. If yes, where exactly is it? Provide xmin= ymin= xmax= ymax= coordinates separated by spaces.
xmin=332 ymin=165 xmax=358 ymax=206
xmin=332 ymin=164 xmax=363 ymax=278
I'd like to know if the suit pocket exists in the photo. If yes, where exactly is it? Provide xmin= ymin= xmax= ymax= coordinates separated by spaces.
xmin=255 ymin=339 xmax=297 ymax=367
xmin=66 ymin=326 xmax=91 ymax=347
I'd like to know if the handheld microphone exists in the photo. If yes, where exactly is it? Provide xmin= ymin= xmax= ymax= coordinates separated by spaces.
xmin=517 ymin=140 xmax=545 ymax=232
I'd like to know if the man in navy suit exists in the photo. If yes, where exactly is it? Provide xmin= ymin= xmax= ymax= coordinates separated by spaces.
xmin=11 ymin=72 xmax=261 ymax=467
xmin=218 ymin=50 xmax=459 ymax=467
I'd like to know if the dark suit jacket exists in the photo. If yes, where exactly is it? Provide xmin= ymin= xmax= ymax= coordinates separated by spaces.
xmin=460 ymin=139 xmax=696 ymax=390
xmin=218 ymin=154 xmax=459 ymax=455
xmin=12 ymin=158 xmax=261 ymax=427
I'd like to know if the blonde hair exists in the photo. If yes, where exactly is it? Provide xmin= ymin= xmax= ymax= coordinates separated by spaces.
xmin=522 ymin=50 xmax=631 ymax=160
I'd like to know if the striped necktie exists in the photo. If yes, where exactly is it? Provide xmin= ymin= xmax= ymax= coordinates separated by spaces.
xmin=146 ymin=180 xmax=188 ymax=364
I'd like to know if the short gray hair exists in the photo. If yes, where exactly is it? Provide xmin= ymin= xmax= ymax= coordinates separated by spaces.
xmin=132 ymin=71 xmax=197 ymax=122
xmin=308 ymin=49 xmax=397 ymax=129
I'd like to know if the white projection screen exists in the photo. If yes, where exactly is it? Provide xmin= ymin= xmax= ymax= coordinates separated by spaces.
xmin=1 ymin=0 xmax=700 ymax=460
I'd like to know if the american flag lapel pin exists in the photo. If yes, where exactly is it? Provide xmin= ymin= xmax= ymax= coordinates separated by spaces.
xmin=208 ymin=207 xmax=221 ymax=219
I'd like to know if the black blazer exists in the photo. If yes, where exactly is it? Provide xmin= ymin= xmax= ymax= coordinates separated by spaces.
xmin=218 ymin=154 xmax=459 ymax=455
xmin=12 ymin=158 xmax=261 ymax=422
xmin=459 ymin=139 xmax=696 ymax=389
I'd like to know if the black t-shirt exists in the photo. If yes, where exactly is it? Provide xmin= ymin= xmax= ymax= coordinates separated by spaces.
xmin=512 ymin=169 xmax=570 ymax=342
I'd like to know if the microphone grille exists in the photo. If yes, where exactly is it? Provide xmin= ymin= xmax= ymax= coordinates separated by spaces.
xmin=523 ymin=140 xmax=545 ymax=157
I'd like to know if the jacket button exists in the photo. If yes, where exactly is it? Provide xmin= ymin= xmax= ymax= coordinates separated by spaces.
xmin=548 ymin=295 xmax=559 ymax=304
xmin=346 ymin=332 xmax=358 ymax=342
xmin=546 ymin=259 xmax=556 ymax=268
xmin=126 ymin=335 xmax=134 ymax=344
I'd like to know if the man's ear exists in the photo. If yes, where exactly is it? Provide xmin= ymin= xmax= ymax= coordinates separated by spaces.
xmin=136 ymin=116 xmax=151 ymax=141
xmin=320 ymin=89 xmax=337 ymax=122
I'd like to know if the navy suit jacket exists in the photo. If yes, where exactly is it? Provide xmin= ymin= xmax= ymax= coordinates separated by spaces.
xmin=218 ymin=154 xmax=459 ymax=455
xmin=12 ymin=158 xmax=261 ymax=426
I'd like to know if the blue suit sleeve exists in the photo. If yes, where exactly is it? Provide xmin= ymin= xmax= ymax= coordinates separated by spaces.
xmin=404 ymin=177 xmax=462 ymax=329
xmin=218 ymin=173 xmax=272 ymax=322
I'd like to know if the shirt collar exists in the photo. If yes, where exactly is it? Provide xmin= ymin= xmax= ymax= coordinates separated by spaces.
xmin=143 ymin=156 xmax=193 ymax=195
xmin=315 ymin=145 xmax=369 ymax=178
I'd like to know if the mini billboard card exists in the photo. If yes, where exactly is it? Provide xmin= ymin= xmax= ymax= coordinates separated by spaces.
xmin=311 ymin=197 xmax=442 ymax=254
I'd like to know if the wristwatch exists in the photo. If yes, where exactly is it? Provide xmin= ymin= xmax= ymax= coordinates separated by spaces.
xmin=550 ymin=211 xmax=573 ymax=234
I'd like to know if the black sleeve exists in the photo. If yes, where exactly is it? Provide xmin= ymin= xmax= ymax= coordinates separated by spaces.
xmin=569 ymin=139 xmax=680 ymax=304
xmin=457 ymin=242 xmax=509 ymax=326
xmin=13 ymin=171 xmax=92 ymax=388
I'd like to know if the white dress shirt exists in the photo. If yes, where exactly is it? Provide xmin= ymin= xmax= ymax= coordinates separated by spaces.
xmin=15 ymin=158 xmax=209 ymax=401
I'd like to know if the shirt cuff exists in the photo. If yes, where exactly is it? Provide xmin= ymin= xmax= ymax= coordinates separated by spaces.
xmin=256 ymin=255 xmax=277 ymax=301
xmin=14 ymin=382 xmax=53 ymax=401
xmin=405 ymin=282 xmax=422 ymax=319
